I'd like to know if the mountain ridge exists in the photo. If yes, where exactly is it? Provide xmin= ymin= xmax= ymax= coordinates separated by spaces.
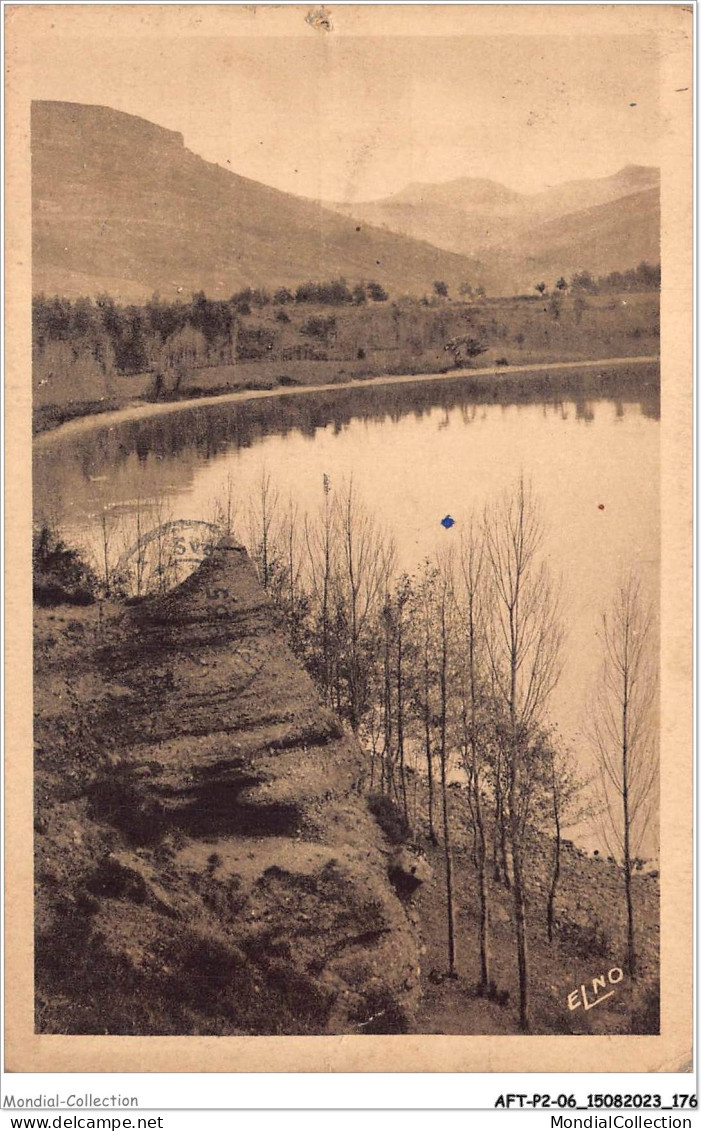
xmin=32 ymin=100 xmax=492 ymax=301
xmin=328 ymin=164 xmax=659 ymax=290
xmin=333 ymin=163 xmax=659 ymax=213
xmin=32 ymin=100 xmax=660 ymax=300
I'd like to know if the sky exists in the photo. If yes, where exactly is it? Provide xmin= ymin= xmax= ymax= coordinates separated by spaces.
xmin=31 ymin=30 xmax=660 ymax=202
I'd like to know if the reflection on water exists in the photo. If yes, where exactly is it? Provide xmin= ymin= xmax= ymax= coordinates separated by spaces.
xmin=34 ymin=365 xmax=659 ymax=524
xmin=34 ymin=369 xmax=659 ymax=789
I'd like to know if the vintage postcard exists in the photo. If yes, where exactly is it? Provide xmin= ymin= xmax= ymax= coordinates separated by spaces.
xmin=4 ymin=3 xmax=693 ymax=1073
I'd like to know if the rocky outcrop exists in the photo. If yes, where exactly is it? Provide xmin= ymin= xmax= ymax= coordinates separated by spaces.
xmin=34 ymin=542 xmax=421 ymax=1035
xmin=388 ymin=847 xmax=433 ymax=898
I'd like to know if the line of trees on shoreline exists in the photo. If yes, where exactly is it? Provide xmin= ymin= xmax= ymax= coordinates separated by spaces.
xmin=32 ymin=261 xmax=660 ymax=380
xmin=31 ymin=281 xmax=392 ymax=379
xmin=531 ymin=262 xmax=661 ymax=300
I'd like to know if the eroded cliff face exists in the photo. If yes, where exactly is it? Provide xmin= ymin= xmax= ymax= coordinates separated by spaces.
xmin=34 ymin=542 xmax=420 ymax=1035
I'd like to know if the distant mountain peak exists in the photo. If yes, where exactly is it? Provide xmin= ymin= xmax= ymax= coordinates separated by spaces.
xmin=401 ymin=174 xmax=516 ymax=193
xmin=329 ymin=160 xmax=660 ymax=294
xmin=379 ymin=175 xmax=524 ymax=215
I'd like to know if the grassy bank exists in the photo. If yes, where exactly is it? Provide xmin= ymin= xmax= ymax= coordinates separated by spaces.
xmin=33 ymin=289 xmax=660 ymax=433
xmin=33 ymin=355 xmax=660 ymax=446
xmin=33 ymin=398 xmax=125 ymax=436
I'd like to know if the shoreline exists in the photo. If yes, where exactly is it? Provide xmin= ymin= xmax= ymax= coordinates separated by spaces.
xmin=34 ymin=354 xmax=659 ymax=448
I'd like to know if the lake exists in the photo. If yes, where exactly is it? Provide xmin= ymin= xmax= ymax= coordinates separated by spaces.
xmin=33 ymin=366 xmax=660 ymax=817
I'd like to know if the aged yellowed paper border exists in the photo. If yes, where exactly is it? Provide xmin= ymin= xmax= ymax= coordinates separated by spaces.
xmin=4 ymin=3 xmax=693 ymax=1073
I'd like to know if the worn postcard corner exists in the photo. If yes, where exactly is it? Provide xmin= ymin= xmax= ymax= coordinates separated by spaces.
xmin=4 ymin=2 xmax=693 ymax=1075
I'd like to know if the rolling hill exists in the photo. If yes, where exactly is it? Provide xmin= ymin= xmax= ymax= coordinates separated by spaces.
xmin=32 ymin=102 xmax=660 ymax=300
xmin=330 ymin=165 xmax=660 ymax=292
xmin=514 ymin=187 xmax=660 ymax=282
xmin=31 ymin=101 xmax=491 ymax=302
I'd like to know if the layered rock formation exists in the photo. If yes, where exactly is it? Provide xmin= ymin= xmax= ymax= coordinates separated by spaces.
xmin=34 ymin=542 xmax=420 ymax=1035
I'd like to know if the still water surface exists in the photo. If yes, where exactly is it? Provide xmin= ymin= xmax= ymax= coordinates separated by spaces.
xmin=34 ymin=374 xmax=659 ymax=766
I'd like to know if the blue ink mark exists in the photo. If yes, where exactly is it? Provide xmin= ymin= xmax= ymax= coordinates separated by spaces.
xmin=441 ymin=515 xmax=456 ymax=529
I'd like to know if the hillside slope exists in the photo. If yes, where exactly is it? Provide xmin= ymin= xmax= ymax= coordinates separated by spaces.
xmin=32 ymin=101 xmax=488 ymax=302
xmin=34 ymin=540 xmax=421 ymax=1035
xmin=532 ymin=164 xmax=659 ymax=217
xmin=34 ymin=536 xmax=659 ymax=1036
xmin=513 ymin=188 xmax=660 ymax=282
xmin=414 ymin=798 xmax=659 ymax=1036
xmin=331 ymin=166 xmax=660 ymax=291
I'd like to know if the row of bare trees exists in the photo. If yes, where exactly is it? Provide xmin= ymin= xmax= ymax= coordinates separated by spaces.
xmin=239 ymin=472 xmax=658 ymax=1030
xmin=69 ymin=469 xmax=658 ymax=1031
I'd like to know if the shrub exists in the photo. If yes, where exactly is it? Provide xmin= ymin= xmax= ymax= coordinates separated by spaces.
xmin=367 ymin=282 xmax=388 ymax=302
xmin=33 ymin=524 xmax=97 ymax=606
xmin=300 ymin=316 xmax=337 ymax=344
xmin=557 ymin=914 xmax=610 ymax=960
xmin=367 ymin=792 xmax=410 ymax=844
xmin=231 ymin=288 xmax=269 ymax=309
xmin=295 ymin=279 xmax=352 ymax=305
xmin=629 ymin=983 xmax=660 ymax=1034
xmin=444 ymin=335 xmax=488 ymax=367
xmin=236 ymin=327 xmax=275 ymax=361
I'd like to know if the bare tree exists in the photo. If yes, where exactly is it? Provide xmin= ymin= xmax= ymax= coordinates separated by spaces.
xmin=491 ymin=727 xmax=511 ymax=888
xmin=456 ymin=519 xmax=492 ymax=991
xmin=303 ymin=474 xmax=335 ymax=703
xmin=411 ymin=561 xmax=439 ymax=843
xmin=120 ymin=498 xmax=148 ymax=598
xmin=97 ymin=510 xmax=117 ymax=596
xmin=436 ymin=549 xmax=457 ymax=977
xmin=483 ymin=477 xmax=563 ymax=1031
xmin=365 ymin=697 xmax=385 ymax=793
xmin=248 ymin=468 xmax=279 ymax=591
xmin=283 ymin=498 xmax=301 ymax=616
xmin=210 ymin=471 xmax=238 ymax=537
xmin=380 ymin=592 xmax=396 ymax=798
xmin=149 ymin=496 xmax=176 ymax=595
xmin=394 ymin=576 xmax=411 ymax=823
xmin=529 ymin=731 xmax=593 ymax=944
xmin=334 ymin=480 xmax=396 ymax=731
xmin=588 ymin=571 xmax=658 ymax=978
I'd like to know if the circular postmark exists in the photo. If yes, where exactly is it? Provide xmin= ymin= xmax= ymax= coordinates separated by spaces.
xmin=117 ymin=518 xmax=222 ymax=596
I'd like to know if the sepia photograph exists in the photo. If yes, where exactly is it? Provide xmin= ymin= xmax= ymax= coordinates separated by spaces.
xmin=4 ymin=2 xmax=693 ymax=1073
